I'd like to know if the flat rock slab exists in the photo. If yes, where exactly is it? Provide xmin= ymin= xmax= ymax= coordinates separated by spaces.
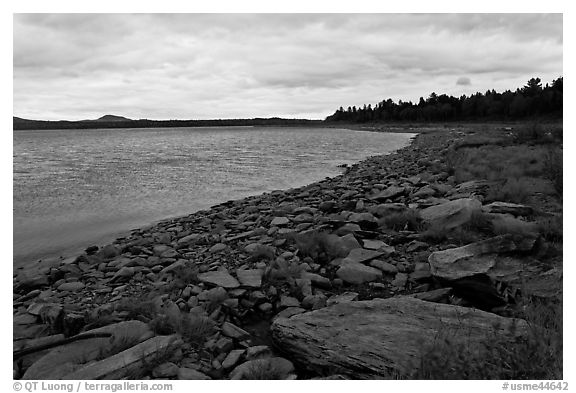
xmin=270 ymin=217 xmax=290 ymax=226
xmin=236 ymin=269 xmax=263 ymax=288
xmin=336 ymin=263 xmax=382 ymax=284
xmin=57 ymin=282 xmax=85 ymax=292
xmin=428 ymin=235 xmax=525 ymax=281
xmin=23 ymin=320 xmax=153 ymax=379
xmin=271 ymin=297 xmax=528 ymax=378
xmin=343 ymin=248 xmax=385 ymax=265
xmin=198 ymin=270 xmax=240 ymax=288
xmin=370 ymin=186 xmax=406 ymax=201
xmin=62 ymin=335 xmax=183 ymax=380
xmin=419 ymin=197 xmax=482 ymax=230
xmin=483 ymin=201 xmax=534 ymax=217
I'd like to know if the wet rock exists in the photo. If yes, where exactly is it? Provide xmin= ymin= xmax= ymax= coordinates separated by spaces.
xmin=271 ymin=297 xmax=528 ymax=378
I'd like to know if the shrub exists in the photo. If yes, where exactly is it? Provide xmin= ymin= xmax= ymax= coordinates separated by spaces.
xmin=544 ymin=147 xmax=563 ymax=196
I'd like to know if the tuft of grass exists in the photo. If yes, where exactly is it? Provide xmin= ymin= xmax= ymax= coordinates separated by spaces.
xmin=536 ymin=215 xmax=563 ymax=244
xmin=149 ymin=312 xmax=215 ymax=348
xmin=408 ymin=297 xmax=562 ymax=379
xmin=289 ymin=230 xmax=338 ymax=263
xmin=486 ymin=178 xmax=532 ymax=204
xmin=381 ymin=209 xmax=421 ymax=231
xmin=491 ymin=216 xmax=538 ymax=237
xmin=239 ymin=361 xmax=291 ymax=380
xmin=250 ymin=244 xmax=276 ymax=261
xmin=116 ymin=298 xmax=159 ymax=322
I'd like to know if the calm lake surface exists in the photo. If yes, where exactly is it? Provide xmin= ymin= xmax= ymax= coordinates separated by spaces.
xmin=13 ymin=126 xmax=414 ymax=267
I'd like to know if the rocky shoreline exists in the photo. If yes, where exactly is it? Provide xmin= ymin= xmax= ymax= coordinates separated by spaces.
xmin=13 ymin=124 xmax=563 ymax=380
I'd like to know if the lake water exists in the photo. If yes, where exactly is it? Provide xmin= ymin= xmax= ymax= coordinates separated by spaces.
xmin=13 ymin=126 xmax=414 ymax=267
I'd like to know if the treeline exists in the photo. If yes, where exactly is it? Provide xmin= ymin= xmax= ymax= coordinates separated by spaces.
xmin=13 ymin=117 xmax=322 ymax=131
xmin=325 ymin=77 xmax=563 ymax=123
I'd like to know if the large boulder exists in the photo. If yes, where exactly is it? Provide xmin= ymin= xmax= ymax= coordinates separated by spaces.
xmin=22 ymin=320 xmax=153 ymax=379
xmin=428 ymin=235 xmax=529 ymax=282
xmin=428 ymin=235 xmax=541 ymax=308
xmin=419 ymin=197 xmax=482 ymax=230
xmin=62 ymin=335 xmax=183 ymax=380
xmin=271 ymin=297 xmax=527 ymax=378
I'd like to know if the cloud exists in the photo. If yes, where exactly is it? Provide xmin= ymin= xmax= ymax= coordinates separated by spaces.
xmin=13 ymin=14 xmax=563 ymax=120
xmin=456 ymin=77 xmax=471 ymax=86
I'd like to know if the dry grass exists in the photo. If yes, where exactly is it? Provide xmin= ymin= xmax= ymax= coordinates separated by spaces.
xmin=380 ymin=209 xmax=422 ymax=231
xmin=408 ymin=297 xmax=562 ymax=379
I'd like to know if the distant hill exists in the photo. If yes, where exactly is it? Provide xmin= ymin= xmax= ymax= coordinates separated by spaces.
xmin=12 ymin=116 xmax=322 ymax=131
xmin=90 ymin=114 xmax=132 ymax=122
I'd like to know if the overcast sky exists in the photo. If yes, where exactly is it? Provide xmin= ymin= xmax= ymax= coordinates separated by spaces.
xmin=13 ymin=13 xmax=563 ymax=121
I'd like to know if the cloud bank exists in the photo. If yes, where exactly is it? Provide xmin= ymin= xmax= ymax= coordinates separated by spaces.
xmin=13 ymin=14 xmax=563 ymax=120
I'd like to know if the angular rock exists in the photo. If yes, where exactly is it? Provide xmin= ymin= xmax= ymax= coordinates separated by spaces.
xmin=370 ymin=186 xmax=406 ymax=202
xmin=271 ymin=297 xmax=528 ymax=378
xmin=236 ymin=269 xmax=263 ymax=288
xmin=428 ymin=235 xmax=527 ymax=281
xmin=342 ymin=248 xmax=385 ymax=265
xmin=325 ymin=233 xmax=361 ymax=258
xmin=336 ymin=263 xmax=382 ymax=285
xmin=209 ymin=243 xmax=227 ymax=253
xmin=222 ymin=349 xmax=245 ymax=369
xmin=483 ymin=201 xmax=534 ymax=217
xmin=326 ymin=292 xmax=358 ymax=306
xmin=369 ymin=260 xmax=398 ymax=274
xmin=419 ymin=198 xmax=482 ymax=230
xmin=57 ymin=281 xmax=85 ymax=292
xmin=409 ymin=288 xmax=453 ymax=303
xmin=198 ymin=270 xmax=240 ymax=288
xmin=274 ymin=307 xmax=307 ymax=319
xmin=270 ymin=217 xmax=290 ymax=226
xmin=221 ymin=322 xmax=250 ymax=340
